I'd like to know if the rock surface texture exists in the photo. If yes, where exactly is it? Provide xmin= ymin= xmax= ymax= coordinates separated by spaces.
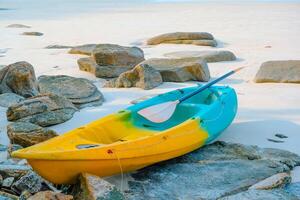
xmin=254 ymin=60 xmax=300 ymax=83
xmin=7 ymin=122 xmax=58 ymax=147
xmin=164 ymin=50 xmax=236 ymax=63
xmin=0 ymin=93 xmax=24 ymax=107
xmin=0 ymin=62 xmax=39 ymax=97
xmin=147 ymin=32 xmax=217 ymax=47
xmin=77 ymin=57 xmax=132 ymax=78
xmin=139 ymin=58 xmax=210 ymax=82
xmin=38 ymin=75 xmax=104 ymax=108
xmin=6 ymin=93 xmax=77 ymax=127
xmin=105 ymin=64 xmax=163 ymax=90
xmin=125 ymin=141 xmax=300 ymax=200
xmin=74 ymin=173 xmax=125 ymax=200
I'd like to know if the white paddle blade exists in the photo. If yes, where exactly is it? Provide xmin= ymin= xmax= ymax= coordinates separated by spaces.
xmin=138 ymin=100 xmax=179 ymax=123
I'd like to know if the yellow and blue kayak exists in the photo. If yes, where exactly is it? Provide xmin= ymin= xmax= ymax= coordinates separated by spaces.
xmin=12 ymin=85 xmax=237 ymax=184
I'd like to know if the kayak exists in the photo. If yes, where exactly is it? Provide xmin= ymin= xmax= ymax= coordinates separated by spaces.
xmin=12 ymin=85 xmax=237 ymax=184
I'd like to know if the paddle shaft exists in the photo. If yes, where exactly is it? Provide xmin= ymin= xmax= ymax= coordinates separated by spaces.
xmin=179 ymin=68 xmax=242 ymax=103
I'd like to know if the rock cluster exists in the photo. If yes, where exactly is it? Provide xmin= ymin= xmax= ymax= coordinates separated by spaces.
xmin=254 ymin=60 xmax=300 ymax=83
xmin=164 ymin=50 xmax=237 ymax=63
xmin=147 ymin=32 xmax=217 ymax=47
xmin=76 ymin=44 xmax=145 ymax=78
xmin=6 ymin=93 xmax=77 ymax=127
xmin=38 ymin=75 xmax=104 ymax=108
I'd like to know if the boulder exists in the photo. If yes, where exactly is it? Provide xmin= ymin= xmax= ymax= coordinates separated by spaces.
xmin=219 ymin=189 xmax=299 ymax=200
xmin=7 ymin=122 xmax=58 ymax=147
xmin=38 ymin=75 xmax=104 ymax=108
xmin=254 ymin=60 xmax=300 ymax=83
xmin=74 ymin=173 xmax=125 ymax=200
xmin=68 ymin=44 xmax=97 ymax=56
xmin=249 ymin=172 xmax=291 ymax=190
xmin=21 ymin=32 xmax=43 ymax=36
xmin=45 ymin=45 xmax=73 ymax=49
xmin=28 ymin=191 xmax=73 ymax=200
xmin=77 ymin=57 xmax=132 ymax=78
xmin=147 ymin=32 xmax=217 ymax=47
xmin=139 ymin=58 xmax=210 ymax=82
xmin=92 ymin=44 xmax=144 ymax=67
xmin=2 ymin=177 xmax=14 ymax=187
xmin=126 ymin=141 xmax=300 ymax=200
xmin=0 ymin=61 xmax=39 ymax=97
xmin=0 ymin=164 xmax=30 ymax=179
xmin=0 ymin=93 xmax=24 ymax=107
xmin=164 ymin=50 xmax=237 ymax=63
xmin=12 ymin=171 xmax=46 ymax=194
xmin=6 ymin=24 xmax=31 ymax=28
xmin=105 ymin=64 xmax=163 ymax=90
xmin=6 ymin=93 xmax=77 ymax=127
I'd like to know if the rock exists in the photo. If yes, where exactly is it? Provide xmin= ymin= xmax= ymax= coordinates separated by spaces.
xmin=2 ymin=177 xmax=14 ymax=187
xmin=7 ymin=122 xmax=58 ymax=147
xmin=147 ymin=32 xmax=215 ymax=45
xmin=7 ymin=144 xmax=23 ymax=158
xmin=45 ymin=45 xmax=73 ymax=49
xmin=92 ymin=44 xmax=144 ymax=68
xmin=28 ymin=191 xmax=73 ymax=200
xmin=77 ymin=57 xmax=132 ymax=78
xmin=126 ymin=141 xmax=300 ymax=200
xmin=0 ymin=164 xmax=30 ymax=179
xmin=19 ymin=190 xmax=32 ymax=200
xmin=219 ymin=189 xmax=299 ymax=200
xmin=138 ymin=58 xmax=210 ymax=82
xmin=164 ymin=50 xmax=237 ymax=63
xmin=254 ymin=60 xmax=300 ymax=83
xmin=38 ymin=75 xmax=104 ymax=108
xmin=12 ymin=171 xmax=46 ymax=194
xmin=21 ymin=32 xmax=43 ymax=36
xmin=275 ymin=134 xmax=288 ymax=139
xmin=249 ymin=172 xmax=291 ymax=190
xmin=0 ymin=61 xmax=39 ymax=97
xmin=6 ymin=93 xmax=77 ymax=127
xmin=0 ymin=93 xmax=24 ymax=107
xmin=268 ymin=138 xmax=284 ymax=143
xmin=130 ymin=94 xmax=157 ymax=104
xmin=68 ymin=44 xmax=97 ymax=56
xmin=159 ymin=39 xmax=218 ymax=47
xmin=6 ymin=24 xmax=31 ymax=28
xmin=0 ymin=191 xmax=18 ymax=200
xmin=74 ymin=173 xmax=125 ymax=200
xmin=105 ymin=64 xmax=163 ymax=90
xmin=285 ymin=182 xmax=300 ymax=199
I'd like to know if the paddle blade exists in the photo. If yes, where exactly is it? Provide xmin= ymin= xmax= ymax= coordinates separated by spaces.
xmin=138 ymin=100 xmax=179 ymax=123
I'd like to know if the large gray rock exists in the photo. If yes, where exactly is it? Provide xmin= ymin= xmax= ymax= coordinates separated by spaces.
xmin=7 ymin=122 xmax=58 ymax=147
xmin=126 ymin=141 xmax=300 ymax=200
xmin=164 ymin=50 xmax=237 ymax=63
xmin=92 ymin=44 xmax=144 ymax=68
xmin=147 ymin=32 xmax=217 ymax=47
xmin=68 ymin=44 xmax=97 ymax=56
xmin=254 ymin=60 xmax=300 ymax=83
xmin=219 ymin=189 xmax=299 ymax=200
xmin=74 ymin=173 xmax=125 ymax=200
xmin=0 ymin=61 xmax=39 ymax=97
xmin=105 ymin=64 xmax=163 ymax=90
xmin=77 ymin=57 xmax=132 ymax=78
xmin=0 ymin=93 xmax=24 ymax=107
xmin=6 ymin=93 xmax=77 ymax=127
xmin=6 ymin=24 xmax=31 ymax=28
xmin=139 ymin=58 xmax=210 ymax=82
xmin=38 ymin=75 xmax=104 ymax=108
xmin=12 ymin=171 xmax=46 ymax=194
xmin=0 ymin=164 xmax=30 ymax=179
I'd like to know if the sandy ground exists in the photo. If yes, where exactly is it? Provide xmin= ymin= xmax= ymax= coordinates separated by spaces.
xmin=1 ymin=1 xmax=300 ymax=181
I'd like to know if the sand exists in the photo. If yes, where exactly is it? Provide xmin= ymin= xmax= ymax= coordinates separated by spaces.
xmin=0 ymin=0 xmax=300 ymax=179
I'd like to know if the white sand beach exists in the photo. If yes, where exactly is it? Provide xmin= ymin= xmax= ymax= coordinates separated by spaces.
xmin=1 ymin=0 xmax=300 ymax=188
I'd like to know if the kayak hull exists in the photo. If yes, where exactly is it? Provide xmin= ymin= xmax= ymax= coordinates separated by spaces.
xmin=12 ymin=85 xmax=237 ymax=184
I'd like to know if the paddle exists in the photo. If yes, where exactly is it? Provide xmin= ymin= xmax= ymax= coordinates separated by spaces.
xmin=138 ymin=67 xmax=244 ymax=123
